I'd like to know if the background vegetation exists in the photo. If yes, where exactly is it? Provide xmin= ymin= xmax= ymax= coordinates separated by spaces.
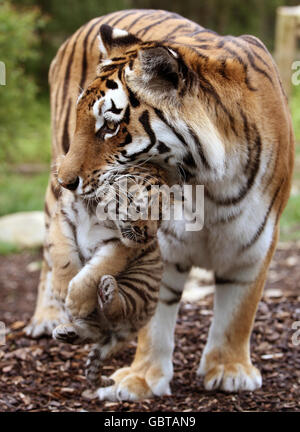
xmin=0 ymin=0 xmax=299 ymax=244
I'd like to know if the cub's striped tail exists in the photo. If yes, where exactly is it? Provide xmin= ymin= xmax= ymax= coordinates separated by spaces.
xmin=85 ymin=345 xmax=114 ymax=388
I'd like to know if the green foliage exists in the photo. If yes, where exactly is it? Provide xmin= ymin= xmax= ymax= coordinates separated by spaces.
xmin=0 ymin=241 xmax=21 ymax=255
xmin=291 ymin=84 xmax=300 ymax=143
xmin=280 ymin=194 xmax=300 ymax=242
xmin=0 ymin=166 xmax=49 ymax=216
xmin=0 ymin=1 xmax=45 ymax=163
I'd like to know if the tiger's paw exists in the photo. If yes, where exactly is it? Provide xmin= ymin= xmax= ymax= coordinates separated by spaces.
xmin=97 ymin=365 xmax=172 ymax=402
xmin=197 ymin=357 xmax=262 ymax=392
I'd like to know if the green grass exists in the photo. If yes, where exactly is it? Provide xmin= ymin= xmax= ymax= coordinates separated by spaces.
xmin=12 ymin=96 xmax=51 ymax=165
xmin=0 ymin=241 xmax=22 ymax=255
xmin=280 ymin=194 xmax=300 ymax=242
xmin=0 ymin=168 xmax=49 ymax=217
xmin=0 ymin=96 xmax=50 ymax=218
xmin=291 ymin=85 xmax=300 ymax=143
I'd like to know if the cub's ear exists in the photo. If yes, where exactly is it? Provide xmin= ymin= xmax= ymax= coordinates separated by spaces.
xmin=138 ymin=46 xmax=180 ymax=91
xmin=98 ymin=24 xmax=140 ymax=58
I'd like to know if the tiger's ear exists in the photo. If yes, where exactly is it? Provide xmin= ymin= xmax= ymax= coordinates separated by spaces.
xmin=125 ymin=46 xmax=184 ymax=103
xmin=98 ymin=24 xmax=140 ymax=58
xmin=138 ymin=46 xmax=180 ymax=91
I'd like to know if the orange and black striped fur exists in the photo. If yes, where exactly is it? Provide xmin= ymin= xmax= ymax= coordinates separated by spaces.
xmin=27 ymin=9 xmax=294 ymax=399
xmin=50 ymin=165 xmax=165 ymax=387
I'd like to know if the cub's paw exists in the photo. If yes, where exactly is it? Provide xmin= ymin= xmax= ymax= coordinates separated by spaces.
xmin=52 ymin=323 xmax=82 ymax=344
xmin=52 ymin=280 xmax=69 ymax=302
xmin=66 ymin=276 xmax=96 ymax=318
xmin=198 ymin=360 xmax=262 ymax=392
xmin=98 ymin=275 xmax=117 ymax=307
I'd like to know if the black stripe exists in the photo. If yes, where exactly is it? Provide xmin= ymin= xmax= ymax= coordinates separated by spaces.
xmin=135 ymin=14 xmax=179 ymax=38
xmin=124 ymin=268 xmax=162 ymax=283
xmin=240 ymin=35 xmax=269 ymax=53
xmin=62 ymin=99 xmax=72 ymax=153
xmin=164 ymin=23 xmax=190 ymax=40
xmin=53 ymin=40 xmax=70 ymax=130
xmin=157 ymin=141 xmax=170 ymax=154
xmin=206 ymin=124 xmax=261 ymax=206
xmin=51 ymin=182 xmax=61 ymax=200
xmin=120 ymin=110 xmax=156 ymax=160
xmin=118 ymin=132 xmax=132 ymax=147
xmin=228 ymin=37 xmax=273 ymax=85
xmin=118 ymin=285 xmax=136 ymax=314
xmin=80 ymin=18 xmax=103 ymax=91
xmin=218 ymin=46 xmax=257 ymax=92
xmin=107 ymin=99 xmax=122 ymax=114
xmin=106 ymin=79 xmax=118 ymax=89
xmin=60 ymin=27 xmax=85 ymax=119
xmin=154 ymin=108 xmax=188 ymax=147
xmin=127 ymin=86 xmax=140 ymax=107
xmin=215 ymin=275 xmax=252 ymax=285
xmin=162 ymin=282 xmax=182 ymax=297
xmin=239 ymin=107 xmax=252 ymax=174
xmin=123 ymin=105 xmax=130 ymax=124
xmin=118 ymin=278 xmax=155 ymax=304
xmin=188 ymin=127 xmax=210 ymax=169
xmin=110 ymin=9 xmax=139 ymax=27
xmin=44 ymin=202 xmax=51 ymax=217
xmin=196 ymin=63 xmax=237 ymax=135
xmin=241 ymin=181 xmax=283 ymax=251
xmin=120 ymin=275 xmax=159 ymax=295
xmin=160 ymin=298 xmax=180 ymax=306
xmin=125 ymin=11 xmax=152 ymax=32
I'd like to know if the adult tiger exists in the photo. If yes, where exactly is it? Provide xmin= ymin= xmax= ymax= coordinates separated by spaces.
xmin=26 ymin=9 xmax=294 ymax=400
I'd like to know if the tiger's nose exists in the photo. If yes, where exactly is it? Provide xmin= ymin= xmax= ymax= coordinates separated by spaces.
xmin=58 ymin=176 xmax=79 ymax=191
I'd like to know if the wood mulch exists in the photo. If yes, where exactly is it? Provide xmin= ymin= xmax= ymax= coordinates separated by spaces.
xmin=0 ymin=244 xmax=299 ymax=412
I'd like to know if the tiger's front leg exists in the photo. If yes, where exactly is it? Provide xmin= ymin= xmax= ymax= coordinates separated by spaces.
xmin=97 ymin=262 xmax=189 ymax=401
xmin=197 ymin=240 xmax=277 ymax=392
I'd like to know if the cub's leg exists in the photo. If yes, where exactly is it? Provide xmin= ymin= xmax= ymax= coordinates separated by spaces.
xmin=53 ymin=275 xmax=122 ymax=344
xmin=97 ymin=262 xmax=190 ymax=401
xmin=66 ymin=242 xmax=130 ymax=317
xmin=198 ymin=235 xmax=277 ymax=392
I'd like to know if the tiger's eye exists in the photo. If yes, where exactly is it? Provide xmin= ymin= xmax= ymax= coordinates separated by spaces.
xmin=106 ymin=120 xmax=116 ymax=130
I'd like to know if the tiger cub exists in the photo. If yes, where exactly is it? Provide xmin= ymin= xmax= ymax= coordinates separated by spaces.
xmin=50 ymin=164 xmax=166 ymax=387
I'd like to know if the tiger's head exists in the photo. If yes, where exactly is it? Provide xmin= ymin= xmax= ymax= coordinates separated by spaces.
xmin=57 ymin=24 xmax=225 ymax=197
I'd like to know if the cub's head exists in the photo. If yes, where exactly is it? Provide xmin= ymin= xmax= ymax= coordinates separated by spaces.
xmin=57 ymin=24 xmax=226 ymax=197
